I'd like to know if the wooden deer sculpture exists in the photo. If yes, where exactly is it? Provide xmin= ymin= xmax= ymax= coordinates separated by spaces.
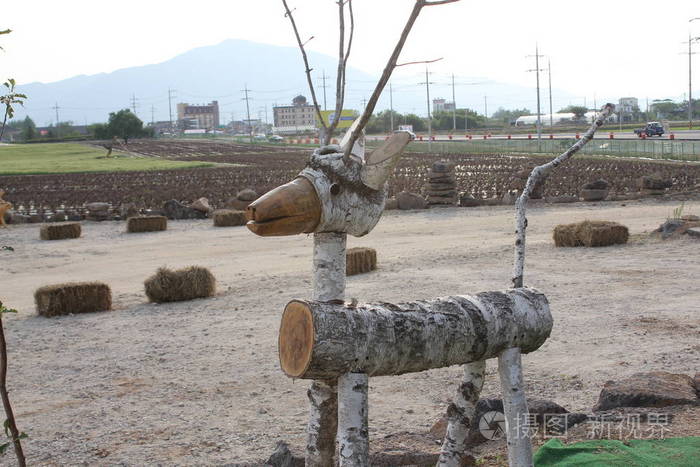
xmin=247 ymin=126 xmax=552 ymax=467
xmin=0 ymin=190 xmax=12 ymax=227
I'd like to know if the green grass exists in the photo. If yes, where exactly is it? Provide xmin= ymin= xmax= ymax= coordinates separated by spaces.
xmin=0 ymin=143 xmax=214 ymax=175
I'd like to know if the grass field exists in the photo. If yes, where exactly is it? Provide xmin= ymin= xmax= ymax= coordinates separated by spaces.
xmin=0 ymin=143 xmax=214 ymax=175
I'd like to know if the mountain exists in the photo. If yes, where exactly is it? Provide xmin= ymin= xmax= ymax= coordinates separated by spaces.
xmin=13 ymin=39 xmax=580 ymax=126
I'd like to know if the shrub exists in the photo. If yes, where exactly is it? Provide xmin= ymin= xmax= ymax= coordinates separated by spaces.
xmin=39 ymin=222 xmax=81 ymax=240
xmin=144 ymin=266 xmax=216 ymax=303
xmin=34 ymin=282 xmax=112 ymax=317
xmin=553 ymin=220 xmax=628 ymax=247
xmin=127 ymin=216 xmax=167 ymax=233
xmin=213 ymin=209 xmax=247 ymax=227
xmin=346 ymin=247 xmax=377 ymax=276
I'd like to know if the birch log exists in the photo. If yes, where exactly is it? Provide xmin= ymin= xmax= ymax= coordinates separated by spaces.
xmin=498 ymin=348 xmax=532 ymax=467
xmin=305 ymin=232 xmax=346 ymax=467
xmin=437 ymin=360 xmax=485 ymax=467
xmin=512 ymin=103 xmax=615 ymax=288
xmin=279 ymin=288 xmax=551 ymax=379
xmin=337 ymin=372 xmax=369 ymax=467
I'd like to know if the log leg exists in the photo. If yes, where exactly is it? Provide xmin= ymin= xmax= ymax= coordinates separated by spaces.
xmin=306 ymin=232 xmax=347 ymax=467
xmin=498 ymin=348 xmax=533 ymax=467
xmin=437 ymin=360 xmax=485 ymax=467
xmin=337 ymin=372 xmax=369 ymax=467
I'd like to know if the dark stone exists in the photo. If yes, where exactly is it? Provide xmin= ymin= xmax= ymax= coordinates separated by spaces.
xmin=459 ymin=194 xmax=482 ymax=207
xmin=226 ymin=197 xmax=251 ymax=211
xmin=583 ymin=179 xmax=610 ymax=190
xmin=580 ymin=188 xmax=608 ymax=201
xmin=385 ymin=197 xmax=398 ymax=210
xmin=655 ymin=220 xmax=685 ymax=239
xmin=639 ymin=175 xmax=672 ymax=190
xmin=688 ymin=227 xmax=700 ymax=238
xmin=431 ymin=161 xmax=452 ymax=173
xmin=593 ymin=371 xmax=698 ymax=411
xmin=265 ymin=441 xmax=303 ymax=467
xmin=397 ymin=191 xmax=427 ymax=210
xmin=237 ymin=188 xmax=259 ymax=202
xmin=162 ymin=199 xmax=207 ymax=220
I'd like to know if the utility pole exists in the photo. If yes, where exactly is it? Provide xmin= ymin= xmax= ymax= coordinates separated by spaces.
xmin=168 ymin=88 xmax=176 ymax=132
xmin=321 ymin=70 xmax=329 ymax=111
xmin=53 ymin=102 xmax=60 ymax=137
xmin=526 ymin=44 xmax=546 ymax=143
xmin=131 ymin=93 xmax=138 ymax=115
xmin=242 ymin=84 xmax=253 ymax=144
xmin=451 ymin=73 xmax=457 ymax=132
xmin=547 ymin=59 xmax=553 ymax=127
xmin=419 ymin=67 xmax=435 ymax=151
xmin=484 ymin=95 xmax=488 ymax=120
xmin=151 ymin=105 xmax=155 ymax=127
xmin=687 ymin=18 xmax=700 ymax=129
xmin=389 ymin=82 xmax=394 ymax=133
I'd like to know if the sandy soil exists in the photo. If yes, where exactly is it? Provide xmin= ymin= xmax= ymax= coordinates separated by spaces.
xmin=1 ymin=198 xmax=699 ymax=465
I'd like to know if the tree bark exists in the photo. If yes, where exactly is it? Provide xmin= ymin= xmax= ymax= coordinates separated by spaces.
xmin=0 ymin=316 xmax=26 ymax=467
xmin=337 ymin=372 xmax=369 ymax=467
xmin=279 ymin=288 xmax=551 ymax=380
xmin=305 ymin=232 xmax=347 ymax=467
xmin=438 ymin=360 xmax=485 ymax=466
xmin=498 ymin=348 xmax=532 ymax=467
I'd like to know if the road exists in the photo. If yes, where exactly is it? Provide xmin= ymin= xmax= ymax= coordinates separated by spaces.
xmin=368 ymin=130 xmax=700 ymax=141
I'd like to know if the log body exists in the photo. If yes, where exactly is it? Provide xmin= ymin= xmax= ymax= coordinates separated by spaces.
xmin=279 ymin=288 xmax=551 ymax=380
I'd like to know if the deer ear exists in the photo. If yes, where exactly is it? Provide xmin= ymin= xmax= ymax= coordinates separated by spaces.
xmin=360 ymin=131 xmax=412 ymax=190
xmin=339 ymin=116 xmax=365 ymax=160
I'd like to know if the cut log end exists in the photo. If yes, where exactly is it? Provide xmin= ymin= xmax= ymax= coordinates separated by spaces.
xmin=279 ymin=300 xmax=315 ymax=378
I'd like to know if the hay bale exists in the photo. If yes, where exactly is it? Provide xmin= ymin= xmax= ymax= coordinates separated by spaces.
xmin=34 ymin=282 xmax=112 ymax=317
xmin=127 ymin=216 xmax=167 ymax=233
xmin=213 ymin=209 xmax=247 ymax=227
xmin=553 ymin=220 xmax=628 ymax=247
xmin=346 ymin=247 xmax=377 ymax=276
xmin=144 ymin=266 xmax=216 ymax=303
xmin=40 ymin=222 xmax=81 ymax=240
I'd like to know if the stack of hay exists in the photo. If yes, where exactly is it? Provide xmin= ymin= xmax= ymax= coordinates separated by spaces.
xmin=425 ymin=161 xmax=456 ymax=207
xmin=346 ymin=247 xmax=377 ymax=276
xmin=35 ymin=282 xmax=112 ymax=317
xmin=144 ymin=266 xmax=216 ymax=302
xmin=127 ymin=216 xmax=167 ymax=233
xmin=213 ymin=209 xmax=247 ymax=227
xmin=553 ymin=220 xmax=629 ymax=247
xmin=40 ymin=222 xmax=81 ymax=240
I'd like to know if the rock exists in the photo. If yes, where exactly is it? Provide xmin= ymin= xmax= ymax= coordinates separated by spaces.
xmin=655 ymin=219 xmax=686 ymax=239
xmin=85 ymin=202 xmax=110 ymax=212
xmin=265 ymin=441 xmax=303 ymax=467
xmin=427 ymin=196 xmax=456 ymax=205
xmin=687 ymin=227 xmax=700 ymax=238
xmin=583 ymin=179 xmax=609 ymax=190
xmin=547 ymin=195 xmax=578 ymax=204
xmin=459 ymin=194 xmax=482 ymax=207
xmin=384 ymin=197 xmax=398 ymax=210
xmin=580 ymin=188 xmax=608 ymax=202
xmin=10 ymin=212 xmax=28 ymax=224
xmin=85 ymin=202 xmax=111 ymax=221
xmin=29 ymin=214 xmax=44 ymax=223
xmin=593 ymin=371 xmax=698 ymax=411
xmin=694 ymin=373 xmax=700 ymax=395
xmin=431 ymin=160 xmax=452 ymax=173
xmin=120 ymin=203 xmax=139 ymax=219
xmin=426 ymin=161 xmax=457 ymax=206
xmin=225 ymin=197 xmax=251 ymax=211
xmin=681 ymin=214 xmax=700 ymax=222
xmin=237 ymin=188 xmax=259 ymax=202
xmin=190 ymin=197 xmax=213 ymax=214
xmin=162 ymin=199 xmax=207 ymax=220
xmin=397 ymin=191 xmax=427 ymax=210
xmin=639 ymin=174 xmax=672 ymax=190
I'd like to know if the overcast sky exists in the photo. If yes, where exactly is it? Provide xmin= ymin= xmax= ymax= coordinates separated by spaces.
xmin=3 ymin=0 xmax=700 ymax=116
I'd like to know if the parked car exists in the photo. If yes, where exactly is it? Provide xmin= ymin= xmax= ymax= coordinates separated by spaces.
xmin=634 ymin=122 xmax=664 ymax=137
xmin=268 ymin=135 xmax=284 ymax=142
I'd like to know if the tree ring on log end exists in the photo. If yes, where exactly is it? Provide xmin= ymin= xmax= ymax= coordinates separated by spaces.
xmin=279 ymin=300 xmax=315 ymax=377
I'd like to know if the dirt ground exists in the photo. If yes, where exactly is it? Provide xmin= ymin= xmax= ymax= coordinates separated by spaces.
xmin=1 ymin=198 xmax=699 ymax=465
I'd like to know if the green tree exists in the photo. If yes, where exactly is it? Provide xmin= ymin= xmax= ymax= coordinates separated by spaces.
xmin=105 ymin=109 xmax=146 ymax=143
xmin=20 ymin=116 xmax=35 ymax=141
xmin=491 ymin=107 xmax=531 ymax=125
xmin=559 ymin=105 xmax=588 ymax=120
xmin=650 ymin=100 xmax=681 ymax=120
xmin=402 ymin=113 xmax=426 ymax=132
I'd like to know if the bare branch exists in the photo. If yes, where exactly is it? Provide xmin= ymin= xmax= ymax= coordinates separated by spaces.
xmin=342 ymin=0 xmax=459 ymax=160
xmin=396 ymin=57 xmax=443 ymax=67
xmin=512 ymin=103 xmax=616 ymax=288
xmin=281 ymin=0 xmax=328 ymax=135
xmin=324 ymin=0 xmax=351 ymax=143
xmin=423 ymin=0 xmax=461 ymax=5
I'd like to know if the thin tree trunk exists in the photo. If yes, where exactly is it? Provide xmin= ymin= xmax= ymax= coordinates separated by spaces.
xmin=337 ymin=372 xmax=368 ymax=467
xmin=305 ymin=232 xmax=347 ymax=467
xmin=438 ymin=360 xmax=485 ymax=466
xmin=498 ymin=348 xmax=532 ymax=467
xmin=0 ymin=316 xmax=26 ymax=467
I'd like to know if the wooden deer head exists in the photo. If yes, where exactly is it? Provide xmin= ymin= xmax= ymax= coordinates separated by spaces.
xmin=246 ymin=129 xmax=412 ymax=237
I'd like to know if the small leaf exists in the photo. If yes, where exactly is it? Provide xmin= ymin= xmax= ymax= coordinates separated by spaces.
xmin=0 ymin=29 xmax=11 ymax=35
xmin=17 ymin=432 xmax=28 ymax=440
xmin=0 ymin=441 xmax=9 ymax=455
xmin=2 ymin=419 xmax=9 ymax=437
xmin=7 ymin=78 xmax=15 ymax=87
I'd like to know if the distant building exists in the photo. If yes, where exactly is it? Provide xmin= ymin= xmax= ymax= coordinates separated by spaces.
xmin=273 ymin=95 xmax=317 ymax=134
xmin=433 ymin=98 xmax=455 ymax=113
xmin=176 ymin=101 xmax=220 ymax=130
xmin=617 ymin=97 xmax=639 ymax=123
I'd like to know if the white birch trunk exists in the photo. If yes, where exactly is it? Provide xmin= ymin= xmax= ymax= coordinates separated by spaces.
xmin=513 ymin=103 xmax=615 ymax=288
xmin=337 ymin=372 xmax=369 ymax=467
xmin=437 ymin=360 xmax=486 ymax=467
xmin=306 ymin=232 xmax=347 ymax=467
xmin=279 ymin=288 xmax=551 ymax=379
xmin=498 ymin=348 xmax=532 ymax=467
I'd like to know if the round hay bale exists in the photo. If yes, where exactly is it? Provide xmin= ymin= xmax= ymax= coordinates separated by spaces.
xmin=346 ymin=247 xmax=377 ymax=276
xmin=213 ymin=209 xmax=247 ymax=227
xmin=144 ymin=266 xmax=216 ymax=303
xmin=40 ymin=222 xmax=81 ymax=240
xmin=127 ymin=216 xmax=167 ymax=233
xmin=34 ymin=282 xmax=112 ymax=317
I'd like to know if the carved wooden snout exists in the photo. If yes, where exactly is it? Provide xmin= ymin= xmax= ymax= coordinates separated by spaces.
xmin=245 ymin=177 xmax=321 ymax=236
